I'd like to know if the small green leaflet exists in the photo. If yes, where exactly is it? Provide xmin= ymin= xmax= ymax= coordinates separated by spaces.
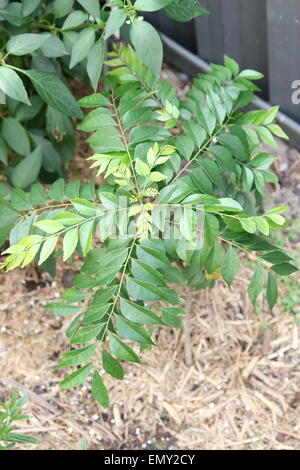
xmin=238 ymin=69 xmax=264 ymax=80
xmin=221 ymin=247 xmax=240 ymax=287
xmin=266 ymin=273 xmax=278 ymax=312
xmin=120 ymin=298 xmax=164 ymax=325
xmin=0 ymin=67 xmax=30 ymax=105
xmin=104 ymin=9 xmax=127 ymax=40
xmin=130 ymin=21 xmax=163 ymax=77
xmin=61 ymin=287 xmax=88 ymax=303
xmin=248 ymin=265 xmax=264 ymax=307
xmin=71 ymin=323 xmax=103 ymax=344
xmin=57 ymin=344 xmax=97 ymax=368
xmin=63 ymin=227 xmax=78 ymax=261
xmin=134 ymin=0 xmax=173 ymax=11
xmin=271 ymin=263 xmax=298 ymax=276
xmin=46 ymin=302 xmax=80 ymax=317
xmin=115 ymin=315 xmax=154 ymax=345
xmin=54 ymin=0 xmax=74 ymax=18
xmin=60 ymin=362 xmax=93 ymax=389
xmin=77 ymin=0 xmax=100 ymax=19
xmin=70 ymin=198 xmax=97 ymax=216
xmin=80 ymin=220 xmax=94 ymax=257
xmin=7 ymin=33 xmax=51 ymax=56
xmin=38 ymin=236 xmax=58 ymax=265
xmin=34 ymin=220 xmax=64 ymax=234
xmin=92 ymin=370 xmax=109 ymax=407
xmin=161 ymin=307 xmax=186 ymax=327
xmin=78 ymin=93 xmax=111 ymax=108
xmin=11 ymin=147 xmax=42 ymax=189
xmin=20 ymin=69 xmax=83 ymax=118
xmin=164 ymin=0 xmax=208 ymax=21
xmin=87 ymin=39 xmax=105 ymax=92
xmin=102 ymin=349 xmax=124 ymax=380
xmin=48 ymin=178 xmax=65 ymax=201
xmin=70 ymin=27 xmax=95 ymax=69
xmin=108 ymin=333 xmax=140 ymax=363
xmin=62 ymin=11 xmax=88 ymax=31
xmin=22 ymin=0 xmax=42 ymax=16
xmin=2 ymin=118 xmax=30 ymax=156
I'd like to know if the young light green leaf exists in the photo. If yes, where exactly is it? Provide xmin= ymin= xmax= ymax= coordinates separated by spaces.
xmin=38 ymin=235 xmax=58 ymax=265
xmin=34 ymin=220 xmax=64 ymax=234
xmin=79 ymin=220 xmax=94 ymax=257
xmin=71 ymin=323 xmax=104 ymax=344
xmin=224 ymin=54 xmax=240 ymax=76
xmin=238 ymin=69 xmax=264 ymax=80
xmin=115 ymin=315 xmax=154 ymax=345
xmin=22 ymin=0 xmax=42 ymax=16
xmin=7 ymin=33 xmax=51 ymax=56
xmin=46 ymin=302 xmax=80 ymax=317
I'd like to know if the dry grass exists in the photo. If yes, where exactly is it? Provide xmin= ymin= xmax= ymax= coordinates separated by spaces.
xmin=0 ymin=260 xmax=299 ymax=450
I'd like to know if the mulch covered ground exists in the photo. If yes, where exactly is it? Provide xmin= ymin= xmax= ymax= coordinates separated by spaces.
xmin=0 ymin=66 xmax=299 ymax=450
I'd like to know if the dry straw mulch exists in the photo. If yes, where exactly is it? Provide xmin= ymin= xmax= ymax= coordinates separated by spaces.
xmin=0 ymin=260 xmax=299 ymax=450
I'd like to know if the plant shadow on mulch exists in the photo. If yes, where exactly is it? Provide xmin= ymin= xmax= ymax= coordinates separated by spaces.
xmin=0 ymin=65 xmax=299 ymax=450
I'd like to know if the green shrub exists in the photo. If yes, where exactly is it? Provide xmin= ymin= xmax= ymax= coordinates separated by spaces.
xmin=0 ymin=1 xmax=297 ymax=408
xmin=0 ymin=1 xmax=205 ymax=192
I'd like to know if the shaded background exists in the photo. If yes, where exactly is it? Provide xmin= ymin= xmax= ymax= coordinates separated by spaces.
xmin=145 ymin=0 xmax=300 ymax=125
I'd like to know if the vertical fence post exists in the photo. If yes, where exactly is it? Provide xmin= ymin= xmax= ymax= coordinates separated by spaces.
xmin=267 ymin=0 xmax=300 ymax=121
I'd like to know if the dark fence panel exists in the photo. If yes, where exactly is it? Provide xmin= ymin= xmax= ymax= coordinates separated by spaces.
xmin=267 ymin=0 xmax=300 ymax=122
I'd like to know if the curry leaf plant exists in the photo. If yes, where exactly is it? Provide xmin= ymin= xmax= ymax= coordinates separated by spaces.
xmin=0 ymin=1 xmax=207 ymax=204
xmin=0 ymin=43 xmax=297 ymax=407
